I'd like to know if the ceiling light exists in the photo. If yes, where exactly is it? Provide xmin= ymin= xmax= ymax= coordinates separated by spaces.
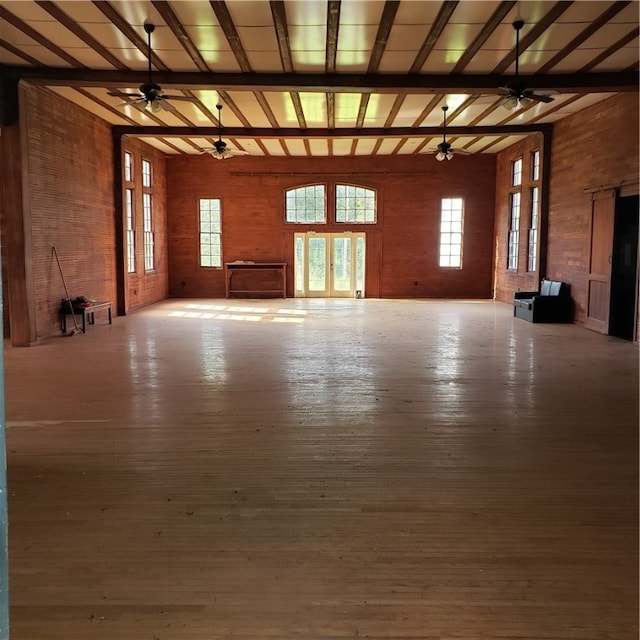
xmin=502 ymin=95 xmax=520 ymax=111
xmin=147 ymin=99 xmax=162 ymax=114
xmin=435 ymin=151 xmax=446 ymax=161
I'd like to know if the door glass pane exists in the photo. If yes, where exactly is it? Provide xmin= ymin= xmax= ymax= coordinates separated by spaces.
xmin=332 ymin=237 xmax=352 ymax=291
xmin=295 ymin=235 xmax=305 ymax=292
xmin=356 ymin=236 xmax=365 ymax=293
xmin=308 ymin=237 xmax=327 ymax=291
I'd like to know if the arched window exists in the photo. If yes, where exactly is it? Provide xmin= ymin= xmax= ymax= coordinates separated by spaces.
xmin=285 ymin=184 xmax=326 ymax=223
xmin=335 ymin=184 xmax=376 ymax=223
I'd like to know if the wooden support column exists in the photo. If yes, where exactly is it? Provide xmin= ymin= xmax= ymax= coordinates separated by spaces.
xmin=1 ymin=113 xmax=37 ymax=347
xmin=112 ymin=130 xmax=126 ymax=316
xmin=539 ymin=127 xmax=553 ymax=280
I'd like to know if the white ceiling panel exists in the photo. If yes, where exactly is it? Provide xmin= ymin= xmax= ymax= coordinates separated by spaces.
xmin=226 ymin=1 xmax=274 ymax=26
xmin=0 ymin=0 xmax=635 ymax=158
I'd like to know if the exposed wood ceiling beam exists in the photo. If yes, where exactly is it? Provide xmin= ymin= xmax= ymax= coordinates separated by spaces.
xmin=409 ymin=1 xmax=459 ymax=73
xmin=209 ymin=0 xmax=252 ymax=72
xmin=367 ymin=1 xmax=400 ymax=73
xmin=536 ymin=1 xmax=632 ymax=74
xmin=151 ymin=0 xmax=210 ymax=73
xmin=270 ymin=0 xmax=293 ymax=72
xmin=0 ymin=5 xmax=86 ymax=68
xmin=92 ymin=1 xmax=169 ymax=71
xmin=0 ymin=39 xmax=41 ymax=65
xmin=325 ymin=1 xmax=341 ymax=73
xmin=113 ymin=124 xmax=552 ymax=138
xmin=269 ymin=1 xmax=306 ymax=129
xmin=35 ymin=1 xmax=128 ymax=70
xmin=9 ymin=68 xmax=635 ymax=94
xmin=325 ymin=1 xmax=341 ymax=130
xmin=578 ymin=27 xmax=640 ymax=72
xmin=451 ymin=1 xmax=517 ymax=73
xmin=492 ymin=1 xmax=573 ymax=74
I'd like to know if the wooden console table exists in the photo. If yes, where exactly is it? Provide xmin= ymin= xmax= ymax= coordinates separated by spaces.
xmin=225 ymin=262 xmax=287 ymax=298
xmin=60 ymin=301 xmax=113 ymax=333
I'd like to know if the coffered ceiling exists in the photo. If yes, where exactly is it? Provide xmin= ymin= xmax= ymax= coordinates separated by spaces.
xmin=1 ymin=0 xmax=638 ymax=158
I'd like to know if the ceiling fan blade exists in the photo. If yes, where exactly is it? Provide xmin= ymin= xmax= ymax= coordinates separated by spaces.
xmin=159 ymin=98 xmax=176 ymax=112
xmin=108 ymin=91 xmax=143 ymax=98
xmin=159 ymin=94 xmax=200 ymax=103
xmin=527 ymin=92 xmax=555 ymax=104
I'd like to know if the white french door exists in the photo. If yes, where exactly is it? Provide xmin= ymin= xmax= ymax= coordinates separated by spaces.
xmin=294 ymin=232 xmax=365 ymax=298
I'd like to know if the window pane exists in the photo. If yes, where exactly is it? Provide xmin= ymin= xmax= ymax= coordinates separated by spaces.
xmin=335 ymin=184 xmax=376 ymax=223
xmin=285 ymin=185 xmax=326 ymax=223
xmin=439 ymin=198 xmax=463 ymax=268
xmin=512 ymin=158 xmax=522 ymax=187
xmin=142 ymin=159 xmax=152 ymax=188
xmin=199 ymin=198 xmax=222 ymax=267
xmin=126 ymin=188 xmax=135 ymax=273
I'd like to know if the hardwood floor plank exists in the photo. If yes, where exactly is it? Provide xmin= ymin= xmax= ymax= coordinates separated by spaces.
xmin=4 ymin=299 xmax=638 ymax=639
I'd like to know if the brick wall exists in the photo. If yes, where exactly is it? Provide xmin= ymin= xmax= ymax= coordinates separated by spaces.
xmin=20 ymin=84 xmax=117 ymax=339
xmin=494 ymin=93 xmax=639 ymax=331
xmin=493 ymin=134 xmax=545 ymax=302
xmin=2 ymin=85 xmax=168 ymax=340
xmin=121 ymin=138 xmax=169 ymax=312
xmin=167 ymin=154 xmax=496 ymax=299
xmin=547 ymin=93 xmax=639 ymax=325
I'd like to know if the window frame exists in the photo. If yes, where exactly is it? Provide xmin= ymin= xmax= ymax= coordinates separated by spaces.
xmin=198 ymin=198 xmax=223 ymax=268
xmin=125 ymin=188 xmax=136 ymax=274
xmin=507 ymin=191 xmax=521 ymax=271
xmin=142 ymin=158 xmax=152 ymax=188
xmin=438 ymin=197 xmax=464 ymax=269
xmin=511 ymin=157 xmax=523 ymax=187
xmin=527 ymin=186 xmax=540 ymax=272
xmin=143 ymin=192 xmax=154 ymax=272
xmin=285 ymin=184 xmax=327 ymax=224
xmin=335 ymin=183 xmax=377 ymax=224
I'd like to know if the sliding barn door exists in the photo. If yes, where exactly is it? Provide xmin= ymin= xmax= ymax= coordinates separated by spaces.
xmin=585 ymin=190 xmax=616 ymax=333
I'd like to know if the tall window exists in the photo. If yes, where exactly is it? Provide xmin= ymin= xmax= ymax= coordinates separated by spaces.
xmin=508 ymin=192 xmax=521 ymax=270
xmin=512 ymin=158 xmax=522 ymax=186
xmin=125 ymin=188 xmax=135 ymax=273
xmin=124 ymin=151 xmax=133 ymax=182
xmin=143 ymin=193 xmax=154 ymax=271
xmin=123 ymin=151 xmax=135 ymax=273
xmin=199 ymin=199 xmax=222 ymax=267
xmin=142 ymin=158 xmax=152 ymax=188
xmin=439 ymin=198 xmax=463 ymax=268
xmin=285 ymin=185 xmax=326 ymax=223
xmin=528 ymin=187 xmax=539 ymax=272
xmin=531 ymin=150 xmax=540 ymax=181
xmin=335 ymin=184 xmax=376 ymax=223
xmin=141 ymin=159 xmax=154 ymax=271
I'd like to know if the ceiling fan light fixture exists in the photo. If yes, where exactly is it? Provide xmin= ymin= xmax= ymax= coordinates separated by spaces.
xmin=502 ymin=95 xmax=520 ymax=111
xmin=435 ymin=151 xmax=446 ymax=162
xmin=147 ymin=99 xmax=162 ymax=114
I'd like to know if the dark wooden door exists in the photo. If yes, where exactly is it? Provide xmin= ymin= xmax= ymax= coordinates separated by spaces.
xmin=585 ymin=190 xmax=615 ymax=333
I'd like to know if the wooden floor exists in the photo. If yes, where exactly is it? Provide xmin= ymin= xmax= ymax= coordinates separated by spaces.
xmin=3 ymin=299 xmax=638 ymax=639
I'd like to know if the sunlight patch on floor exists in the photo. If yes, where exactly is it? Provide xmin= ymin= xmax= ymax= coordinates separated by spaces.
xmin=166 ymin=303 xmax=308 ymax=323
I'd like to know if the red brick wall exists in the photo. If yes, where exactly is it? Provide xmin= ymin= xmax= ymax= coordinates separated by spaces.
xmin=121 ymin=139 xmax=169 ymax=312
xmin=547 ymin=93 xmax=639 ymax=325
xmin=167 ymin=154 xmax=496 ymax=299
xmin=494 ymin=94 xmax=639 ymax=333
xmin=20 ymin=84 xmax=117 ymax=339
xmin=1 ymin=85 xmax=169 ymax=340
xmin=493 ymin=134 xmax=545 ymax=302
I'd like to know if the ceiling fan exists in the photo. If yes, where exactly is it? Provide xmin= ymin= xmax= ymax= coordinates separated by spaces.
xmin=109 ymin=23 xmax=198 ymax=114
xmin=432 ymin=105 xmax=472 ymax=161
xmin=499 ymin=20 xmax=556 ymax=111
xmin=201 ymin=104 xmax=250 ymax=160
